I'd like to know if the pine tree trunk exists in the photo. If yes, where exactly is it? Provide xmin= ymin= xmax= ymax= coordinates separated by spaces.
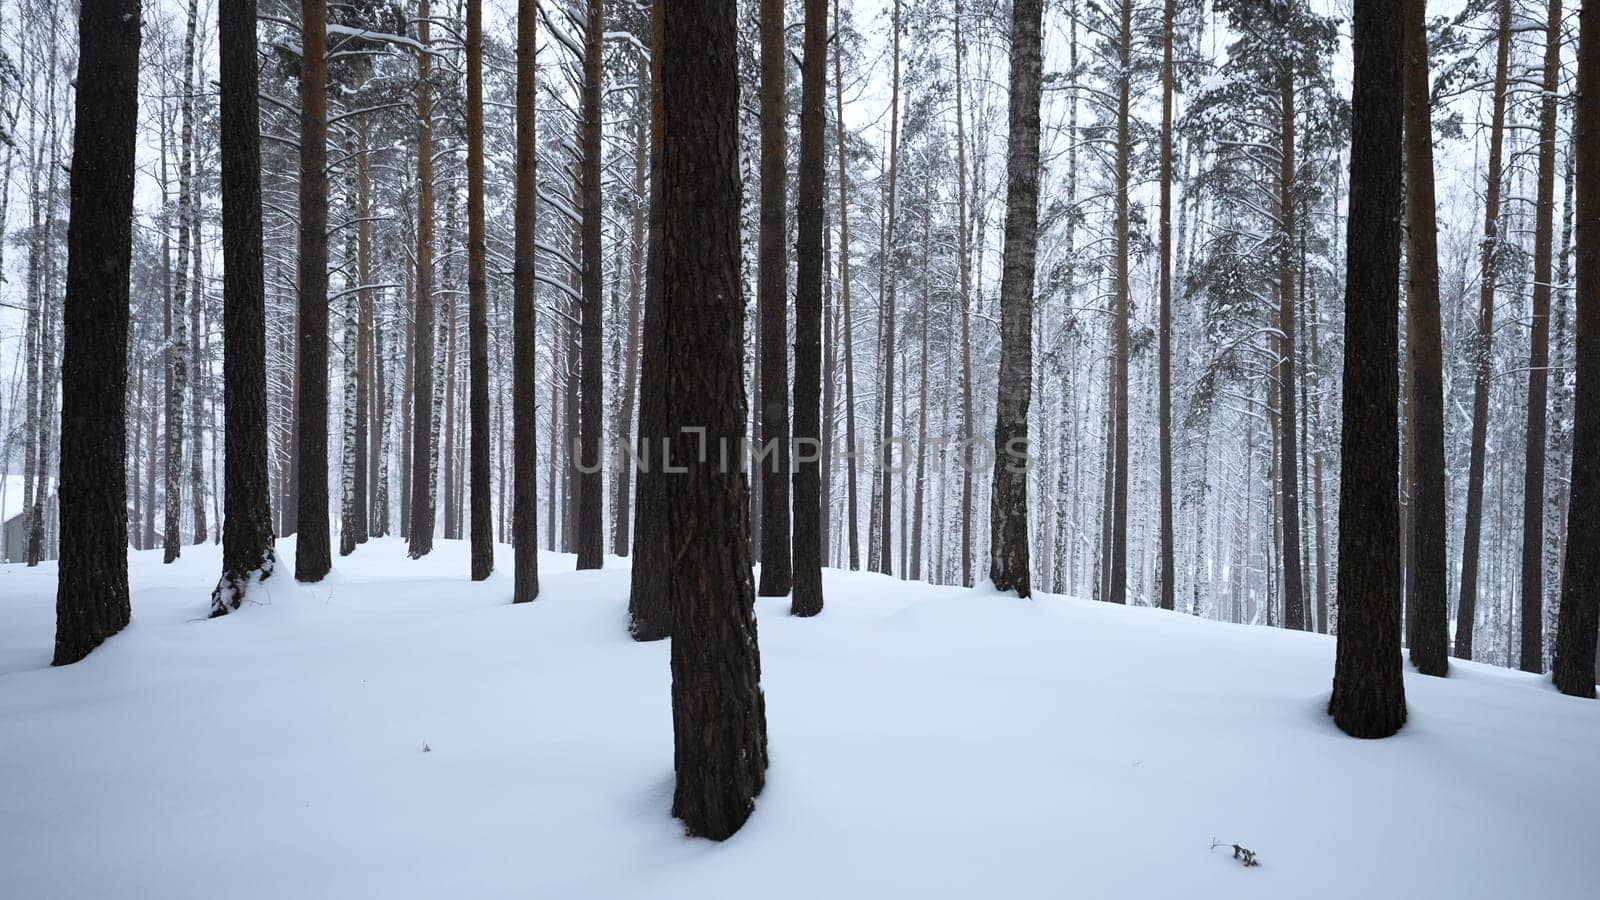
xmin=353 ymin=122 xmax=372 ymax=545
xmin=1552 ymin=0 xmax=1599 ymax=698
xmin=511 ymin=0 xmax=540 ymax=602
xmin=1276 ymin=59 xmax=1306 ymax=631
xmin=876 ymin=0 xmax=901 ymax=578
xmin=575 ymin=0 xmax=605 ymax=570
xmin=663 ymin=0 xmax=768 ymax=837
xmin=1329 ymin=0 xmax=1406 ymax=737
xmin=988 ymin=0 xmax=1041 ymax=597
xmin=833 ymin=0 xmax=861 ymax=572
xmin=613 ymin=63 xmax=648 ymax=559
xmin=628 ymin=0 xmax=670 ymax=638
xmin=466 ymin=0 xmax=494 ymax=580
xmin=1399 ymin=0 xmax=1448 ymax=673
xmin=1108 ymin=0 xmax=1133 ymax=604
xmin=213 ymin=0 xmax=277 ymax=615
xmin=295 ymin=0 xmax=332 ymax=581
xmin=791 ymin=0 xmax=828 ymax=616
xmin=408 ymin=0 xmax=437 ymax=559
xmin=189 ymin=191 xmax=207 ymax=545
xmin=340 ymin=184 xmax=361 ymax=558
xmin=54 ymin=0 xmax=140 ymax=664
xmin=821 ymin=226 xmax=837 ymax=564
xmin=441 ymin=245 xmax=457 ymax=541
xmin=563 ymin=223 xmax=580 ymax=553
xmin=756 ymin=0 xmax=793 ymax=595
xmin=1156 ymin=0 xmax=1176 ymax=611
xmin=399 ymin=259 xmax=414 ymax=539
xmin=1517 ymin=0 xmax=1562 ymax=673
xmin=163 ymin=0 xmax=200 ymax=565
xmin=954 ymin=0 xmax=975 ymax=588
xmin=910 ymin=202 xmax=930 ymax=583
xmin=1456 ymin=0 xmax=1512 ymax=660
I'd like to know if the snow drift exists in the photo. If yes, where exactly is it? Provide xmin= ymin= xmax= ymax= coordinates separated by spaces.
xmin=1 ymin=537 xmax=1596 ymax=898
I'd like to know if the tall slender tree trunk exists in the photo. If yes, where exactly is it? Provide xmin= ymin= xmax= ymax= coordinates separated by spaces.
xmin=833 ymin=0 xmax=861 ymax=572
xmin=953 ymin=0 xmax=976 ymax=588
xmin=613 ymin=64 xmax=648 ymax=558
xmin=1400 ymin=0 xmax=1449 ymax=674
xmin=295 ymin=0 xmax=332 ymax=581
xmin=877 ymin=0 xmax=901 ymax=578
xmin=1108 ymin=0 xmax=1133 ymax=604
xmin=1456 ymin=0 xmax=1512 ymax=659
xmin=1552 ymin=0 xmax=1599 ymax=698
xmin=1276 ymin=56 xmax=1306 ymax=631
xmin=340 ymin=184 xmax=360 ymax=557
xmin=791 ymin=0 xmax=828 ymax=616
xmin=663 ymin=0 xmax=769 ymax=837
xmin=54 ymin=0 xmax=140 ymax=664
xmin=1517 ymin=0 xmax=1563 ymax=673
xmin=757 ymin=0 xmax=792 ymax=594
xmin=910 ymin=201 xmax=930 ymax=582
xmin=408 ymin=0 xmax=438 ymax=559
xmin=1156 ymin=0 xmax=1176 ymax=611
xmin=576 ymin=0 xmax=605 ymax=570
xmin=988 ymin=0 xmax=1042 ymax=597
xmin=189 ymin=180 xmax=207 ymax=545
xmin=1329 ymin=0 xmax=1406 ymax=738
xmin=467 ymin=0 xmax=494 ymax=580
xmin=442 ymin=252 xmax=457 ymax=540
xmin=511 ymin=0 xmax=540 ymax=598
xmin=353 ymin=121 xmax=372 ymax=544
xmin=163 ymin=0 xmax=200 ymax=565
xmin=820 ymin=225 xmax=837 ymax=563
xmin=628 ymin=0 xmax=670 ymax=638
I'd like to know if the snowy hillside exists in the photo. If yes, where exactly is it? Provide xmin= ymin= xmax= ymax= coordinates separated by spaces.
xmin=2 ymin=538 xmax=1597 ymax=899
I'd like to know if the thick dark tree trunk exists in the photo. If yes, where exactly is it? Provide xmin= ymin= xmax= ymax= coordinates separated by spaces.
xmin=1455 ymin=0 xmax=1511 ymax=660
xmin=511 ymin=0 xmax=540 ymax=602
xmin=662 ymin=0 xmax=768 ymax=839
xmin=628 ymin=0 xmax=671 ymax=639
xmin=467 ymin=0 xmax=494 ymax=580
xmin=408 ymin=0 xmax=437 ymax=559
xmin=212 ymin=0 xmax=277 ymax=615
xmin=576 ymin=0 xmax=605 ymax=570
xmin=1553 ymin=0 xmax=1599 ymax=698
xmin=295 ymin=0 xmax=332 ymax=582
xmin=54 ymin=0 xmax=140 ymax=665
xmin=757 ymin=0 xmax=792 ymax=595
xmin=1399 ymin=0 xmax=1448 ymax=675
xmin=1517 ymin=0 xmax=1562 ymax=673
xmin=988 ymin=0 xmax=1041 ymax=597
xmin=1329 ymin=0 xmax=1406 ymax=738
xmin=791 ymin=0 xmax=827 ymax=616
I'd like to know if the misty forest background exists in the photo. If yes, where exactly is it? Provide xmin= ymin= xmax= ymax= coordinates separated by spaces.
xmin=0 ymin=0 xmax=1589 ymax=675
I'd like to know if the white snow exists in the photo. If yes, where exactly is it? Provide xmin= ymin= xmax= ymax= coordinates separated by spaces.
xmin=1 ymin=537 xmax=1597 ymax=899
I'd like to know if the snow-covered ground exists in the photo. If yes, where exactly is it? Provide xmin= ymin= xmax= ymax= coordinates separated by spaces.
xmin=1 ymin=537 xmax=1596 ymax=899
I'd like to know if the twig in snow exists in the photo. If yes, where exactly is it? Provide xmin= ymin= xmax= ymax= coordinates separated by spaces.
xmin=1210 ymin=838 xmax=1260 ymax=868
